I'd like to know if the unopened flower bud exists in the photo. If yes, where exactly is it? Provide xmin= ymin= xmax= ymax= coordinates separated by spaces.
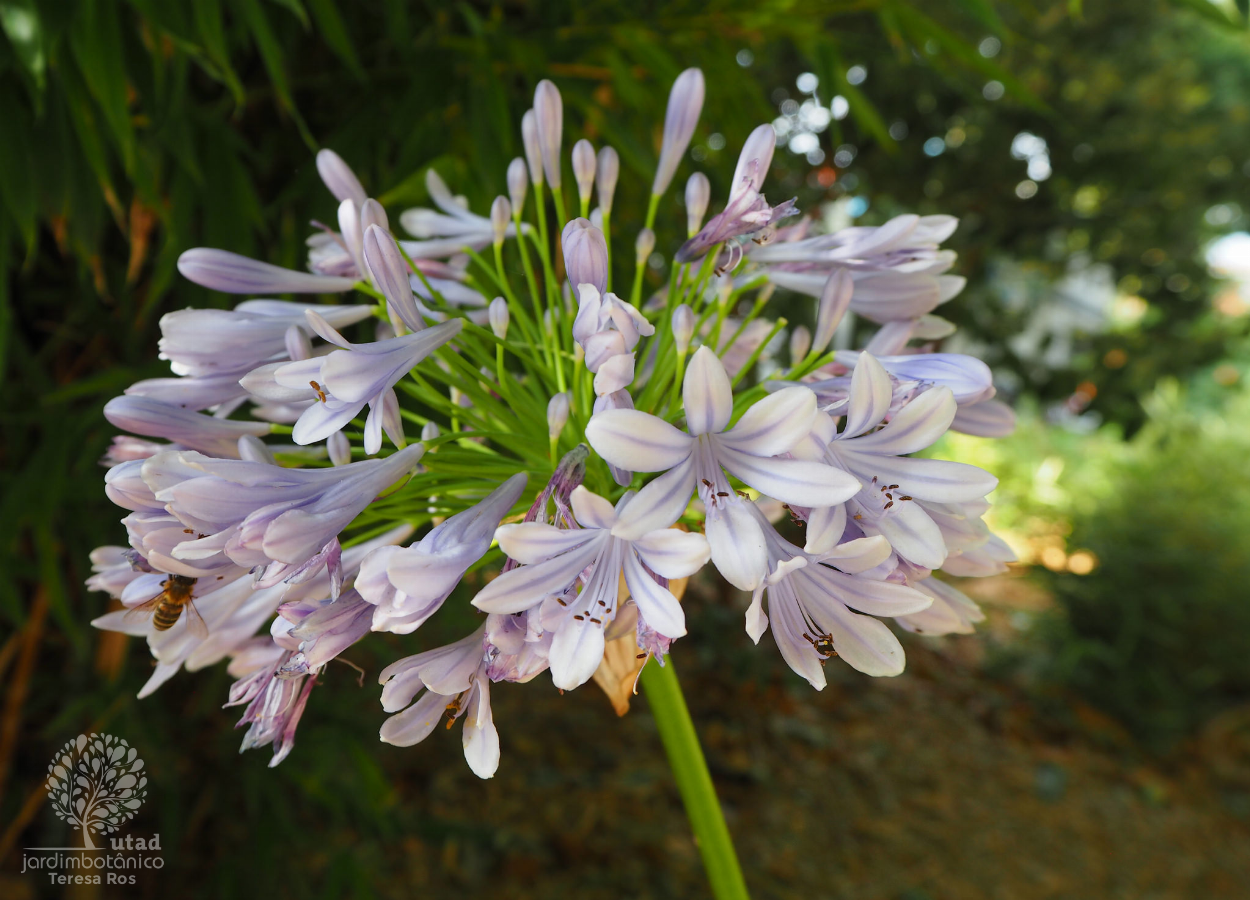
xmin=731 ymin=124 xmax=777 ymax=198
xmin=176 ymin=248 xmax=356 ymax=294
xmin=316 ymin=149 xmax=366 ymax=205
xmin=521 ymin=110 xmax=544 ymax=187
xmin=813 ymin=268 xmax=853 ymax=353
xmin=507 ymin=157 xmax=528 ymax=212
xmin=561 ymin=218 xmax=608 ymax=294
xmin=672 ymin=303 xmax=695 ymax=354
xmin=685 ymin=172 xmax=711 ymax=237
xmin=338 ymin=198 xmax=364 ymax=272
xmin=547 ymin=392 xmax=571 ymax=440
xmin=490 ymin=196 xmax=511 ymax=246
xmin=789 ymin=324 xmax=812 ymax=362
xmin=421 ymin=421 xmax=440 ymax=443
xmin=653 ymin=68 xmax=705 ymax=198
xmin=360 ymin=198 xmax=388 ymax=234
xmin=285 ymin=324 xmax=312 ymax=361
xmin=596 ymin=146 xmax=620 ymax=216
xmin=534 ymin=80 xmax=563 ymax=189
xmin=635 ymin=228 xmax=656 ymax=267
xmin=489 ymin=297 xmax=510 ymax=339
xmin=363 ymin=225 xmax=424 ymax=334
xmin=327 ymin=431 xmax=352 ymax=466
xmin=572 ymin=140 xmax=596 ymax=209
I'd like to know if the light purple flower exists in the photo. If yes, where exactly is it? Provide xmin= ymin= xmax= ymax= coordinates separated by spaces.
xmin=685 ymin=172 xmax=711 ymax=237
xmin=596 ymin=146 xmax=620 ymax=215
xmin=398 ymin=170 xmax=522 ymax=259
xmin=674 ymin=125 xmax=797 ymax=264
xmin=142 ymin=443 xmax=425 ymax=586
xmin=357 ymin=474 xmax=528 ymax=634
xmin=378 ymin=626 xmax=499 ymax=778
xmin=572 ymin=139 xmax=596 ymax=209
xmin=226 ymin=632 xmax=314 ymax=767
xmin=177 ymin=248 xmax=357 ymax=295
xmin=473 ymin=486 xmax=711 ymax=689
xmin=262 ymin=312 xmax=462 ymax=454
xmin=362 ymin=225 xmax=424 ymax=334
xmin=158 ymin=299 xmax=372 ymax=377
xmin=653 ymin=68 xmax=705 ymax=198
xmin=316 ymin=149 xmax=366 ymax=206
xmin=572 ymin=284 xmax=654 ymax=394
xmin=507 ymin=157 xmax=528 ymax=212
xmin=521 ymin=110 xmax=544 ymax=187
xmin=585 ymin=346 xmax=860 ymax=590
xmin=741 ymin=506 xmax=932 ymax=685
xmin=104 ymin=396 xmax=270 ymax=457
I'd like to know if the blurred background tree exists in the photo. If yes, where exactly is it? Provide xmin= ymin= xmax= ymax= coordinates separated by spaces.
xmin=5 ymin=1 xmax=1250 ymax=897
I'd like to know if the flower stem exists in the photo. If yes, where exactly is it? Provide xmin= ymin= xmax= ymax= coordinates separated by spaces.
xmin=640 ymin=657 xmax=750 ymax=900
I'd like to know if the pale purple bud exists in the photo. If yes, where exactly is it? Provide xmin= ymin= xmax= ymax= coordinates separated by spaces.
xmin=381 ymin=388 xmax=405 ymax=449
xmin=421 ymin=421 xmax=440 ymax=443
xmin=672 ymin=304 xmax=695 ymax=354
xmin=490 ymin=196 xmax=511 ymax=247
xmin=489 ymin=297 xmax=510 ymax=339
xmin=813 ymin=268 xmax=853 ymax=353
xmin=547 ymin=392 xmax=571 ymax=440
xmin=316 ymin=149 xmax=366 ymax=206
xmin=337 ymin=199 xmax=365 ymax=274
xmin=653 ymin=68 xmax=705 ymax=197
xmin=285 ymin=325 xmax=312 ymax=361
xmin=596 ymin=146 xmax=620 ymax=216
xmin=327 ymin=431 xmax=352 ymax=466
xmin=507 ymin=157 xmax=528 ymax=212
xmin=238 ymin=435 xmax=276 ymax=465
xmin=521 ymin=110 xmax=544 ymax=187
xmin=360 ymin=198 xmax=389 ymax=234
xmin=789 ymin=324 xmax=812 ymax=362
xmin=572 ymin=140 xmax=596 ymax=209
xmin=104 ymin=395 xmax=269 ymax=457
xmin=560 ymin=218 xmax=608 ymax=293
xmin=533 ymin=80 xmax=564 ymax=189
xmin=363 ymin=225 xmax=424 ymax=334
xmin=685 ymin=172 xmax=711 ymax=237
xmin=177 ymin=248 xmax=356 ymax=294
xmin=731 ymin=124 xmax=777 ymax=198
xmin=635 ymin=228 xmax=656 ymax=266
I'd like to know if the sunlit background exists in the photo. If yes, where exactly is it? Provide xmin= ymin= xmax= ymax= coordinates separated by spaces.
xmin=3 ymin=1 xmax=1250 ymax=897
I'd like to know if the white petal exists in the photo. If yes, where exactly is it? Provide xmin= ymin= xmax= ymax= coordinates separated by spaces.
xmin=719 ymin=387 xmax=817 ymax=457
xmin=745 ymin=589 xmax=769 ymax=643
xmin=471 ymin=542 xmax=601 ymax=613
xmin=767 ymin=582 xmax=826 ymax=689
xmin=717 ymin=444 xmax=860 ymax=507
xmin=803 ymin=504 xmax=847 ymax=556
xmin=585 ymin=409 xmax=694 ymax=472
xmin=379 ymin=689 xmax=447 ymax=746
xmin=951 ymin=399 xmax=1017 ymax=438
xmin=632 ymin=529 xmax=711 ymax=579
xmin=805 ymin=566 xmax=931 ymax=617
xmin=815 ymin=601 xmax=907 ymax=677
xmin=705 ymin=499 xmax=769 ymax=591
xmin=549 ymin=618 xmax=606 ymax=690
xmin=819 ymin=535 xmax=893 ymax=574
xmin=461 ymin=680 xmax=500 ymax=779
xmin=623 ymin=550 xmax=687 ymax=638
xmin=570 ymin=486 xmax=619 ymax=529
xmin=848 ymin=386 xmax=956 ymax=456
xmin=874 ymin=502 xmax=947 ymax=570
xmin=842 ymin=353 xmax=893 ymax=438
xmin=836 ymin=449 xmax=997 ymax=502
xmin=683 ymin=345 xmax=733 ymax=435
xmin=496 ymin=522 xmax=600 ymax=565
xmin=610 ymin=457 xmax=696 ymax=540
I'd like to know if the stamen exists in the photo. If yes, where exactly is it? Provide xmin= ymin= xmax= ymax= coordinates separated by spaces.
xmin=309 ymin=380 xmax=327 ymax=403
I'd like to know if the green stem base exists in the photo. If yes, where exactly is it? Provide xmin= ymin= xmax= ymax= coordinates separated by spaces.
xmin=640 ymin=657 xmax=751 ymax=900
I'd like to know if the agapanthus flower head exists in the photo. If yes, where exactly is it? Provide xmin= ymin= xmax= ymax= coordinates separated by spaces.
xmin=91 ymin=71 xmax=1016 ymax=786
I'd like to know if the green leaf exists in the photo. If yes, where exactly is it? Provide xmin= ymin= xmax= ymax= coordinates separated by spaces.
xmin=0 ymin=87 xmax=36 ymax=251
xmin=232 ymin=0 xmax=316 ymax=150
xmin=0 ymin=0 xmax=45 ymax=95
xmin=67 ymin=0 xmax=137 ymax=175
xmin=191 ymin=0 xmax=247 ymax=106
xmin=307 ymin=0 xmax=364 ymax=81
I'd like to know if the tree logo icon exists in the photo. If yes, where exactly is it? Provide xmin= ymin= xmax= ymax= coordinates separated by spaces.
xmin=45 ymin=734 xmax=147 ymax=849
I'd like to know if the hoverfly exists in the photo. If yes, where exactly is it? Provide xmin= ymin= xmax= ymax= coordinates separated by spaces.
xmin=125 ymin=574 xmax=208 ymax=637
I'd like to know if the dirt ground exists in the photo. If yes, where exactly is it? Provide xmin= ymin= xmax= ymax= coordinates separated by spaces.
xmin=382 ymin=571 xmax=1250 ymax=900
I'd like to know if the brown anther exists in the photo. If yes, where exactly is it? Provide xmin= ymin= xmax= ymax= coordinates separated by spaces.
xmin=309 ymin=380 xmax=327 ymax=403
xmin=871 ymin=476 xmax=878 ymax=484
xmin=701 ymin=478 xmax=714 ymax=489
xmin=636 ymin=653 xmax=647 ymax=660
xmin=556 ymin=597 xmax=567 ymax=606
xmin=888 ymin=484 xmax=899 ymax=490
xmin=900 ymin=495 xmax=912 ymax=501
xmin=573 ymin=614 xmax=585 ymax=621
xmin=717 ymin=491 xmax=730 ymax=498
xmin=590 ymin=617 xmax=602 ymax=625
xmin=183 ymin=529 xmax=194 ymax=534
xmin=853 ymin=513 xmax=863 ymax=520
xmin=885 ymin=493 xmax=893 ymax=500
xmin=884 ymin=501 xmax=894 ymax=510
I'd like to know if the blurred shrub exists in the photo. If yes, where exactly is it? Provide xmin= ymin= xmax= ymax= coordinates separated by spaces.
xmin=1039 ymin=383 xmax=1250 ymax=749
